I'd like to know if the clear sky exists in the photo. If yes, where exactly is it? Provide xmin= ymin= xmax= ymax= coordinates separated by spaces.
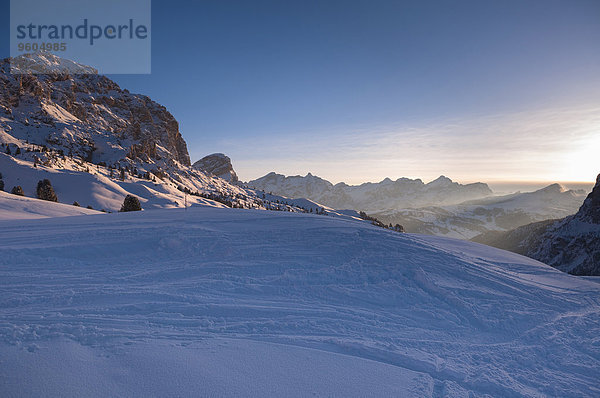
xmin=1 ymin=0 xmax=599 ymax=184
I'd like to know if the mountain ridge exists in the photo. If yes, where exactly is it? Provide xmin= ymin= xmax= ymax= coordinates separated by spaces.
xmin=375 ymin=183 xmax=586 ymax=239
xmin=472 ymin=173 xmax=600 ymax=275
xmin=247 ymin=172 xmax=493 ymax=212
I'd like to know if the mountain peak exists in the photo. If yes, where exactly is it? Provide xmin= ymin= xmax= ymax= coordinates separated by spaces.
xmin=537 ymin=183 xmax=567 ymax=194
xmin=8 ymin=51 xmax=98 ymax=75
xmin=575 ymin=173 xmax=600 ymax=224
xmin=248 ymin=172 xmax=493 ymax=211
xmin=1 ymin=53 xmax=191 ymax=167
xmin=427 ymin=175 xmax=454 ymax=187
xmin=192 ymin=153 xmax=238 ymax=183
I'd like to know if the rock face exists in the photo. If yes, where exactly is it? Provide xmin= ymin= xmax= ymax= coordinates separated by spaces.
xmin=473 ymin=173 xmax=600 ymax=275
xmin=0 ymin=52 xmax=190 ymax=168
xmin=193 ymin=153 xmax=238 ymax=183
xmin=248 ymin=172 xmax=493 ymax=212
xmin=575 ymin=174 xmax=600 ymax=224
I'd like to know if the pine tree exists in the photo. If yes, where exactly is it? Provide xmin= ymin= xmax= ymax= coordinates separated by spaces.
xmin=36 ymin=179 xmax=58 ymax=202
xmin=120 ymin=195 xmax=142 ymax=212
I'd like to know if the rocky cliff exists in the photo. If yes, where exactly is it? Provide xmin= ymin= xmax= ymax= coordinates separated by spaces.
xmin=193 ymin=153 xmax=238 ymax=183
xmin=1 ymin=52 xmax=190 ymax=168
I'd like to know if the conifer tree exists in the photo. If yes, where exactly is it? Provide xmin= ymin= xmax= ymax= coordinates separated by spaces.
xmin=120 ymin=195 xmax=142 ymax=212
xmin=36 ymin=179 xmax=58 ymax=202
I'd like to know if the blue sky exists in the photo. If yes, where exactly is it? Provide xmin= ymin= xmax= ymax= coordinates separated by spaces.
xmin=1 ymin=0 xmax=599 ymax=183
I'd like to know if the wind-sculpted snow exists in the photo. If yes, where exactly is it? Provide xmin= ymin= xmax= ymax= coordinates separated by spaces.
xmin=0 ymin=208 xmax=599 ymax=397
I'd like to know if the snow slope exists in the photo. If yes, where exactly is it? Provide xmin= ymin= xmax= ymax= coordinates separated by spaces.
xmin=0 ymin=152 xmax=236 ymax=211
xmin=1 ymin=208 xmax=599 ymax=397
xmin=0 ymin=191 xmax=101 ymax=219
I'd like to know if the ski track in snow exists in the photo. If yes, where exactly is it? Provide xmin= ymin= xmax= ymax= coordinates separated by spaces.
xmin=1 ymin=207 xmax=599 ymax=397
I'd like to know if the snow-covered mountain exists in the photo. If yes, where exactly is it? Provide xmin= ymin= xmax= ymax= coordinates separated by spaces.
xmin=247 ymin=171 xmax=586 ymax=239
xmin=1 ymin=206 xmax=598 ymax=397
xmin=2 ymin=52 xmax=190 ymax=166
xmin=0 ymin=53 xmax=333 ymax=214
xmin=473 ymin=174 xmax=600 ymax=275
xmin=247 ymin=172 xmax=493 ymax=212
xmin=374 ymin=183 xmax=587 ymax=239
xmin=192 ymin=153 xmax=238 ymax=183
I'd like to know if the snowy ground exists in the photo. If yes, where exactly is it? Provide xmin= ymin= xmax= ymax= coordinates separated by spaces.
xmin=1 ymin=207 xmax=599 ymax=397
xmin=0 ymin=191 xmax=102 ymax=219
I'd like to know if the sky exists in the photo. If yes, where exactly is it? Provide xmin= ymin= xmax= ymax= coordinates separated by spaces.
xmin=1 ymin=0 xmax=599 ymax=184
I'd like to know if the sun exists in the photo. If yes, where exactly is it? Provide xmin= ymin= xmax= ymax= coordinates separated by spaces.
xmin=561 ymin=132 xmax=600 ymax=182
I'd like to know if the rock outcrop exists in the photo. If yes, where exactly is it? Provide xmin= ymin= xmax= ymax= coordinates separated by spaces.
xmin=0 ymin=52 xmax=190 ymax=168
xmin=193 ymin=153 xmax=238 ymax=183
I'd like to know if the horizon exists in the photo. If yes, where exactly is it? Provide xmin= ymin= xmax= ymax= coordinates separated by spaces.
xmin=234 ymin=166 xmax=596 ymax=193
xmin=1 ymin=0 xmax=599 ymax=185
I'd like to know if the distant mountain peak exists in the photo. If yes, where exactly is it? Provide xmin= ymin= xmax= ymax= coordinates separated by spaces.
xmin=537 ymin=183 xmax=567 ymax=194
xmin=192 ymin=153 xmax=238 ymax=183
xmin=426 ymin=175 xmax=454 ymax=187
xmin=248 ymin=172 xmax=492 ymax=212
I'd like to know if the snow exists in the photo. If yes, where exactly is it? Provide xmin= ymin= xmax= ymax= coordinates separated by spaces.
xmin=1 ymin=207 xmax=599 ymax=397
xmin=0 ymin=191 xmax=101 ymax=219
xmin=0 ymin=153 xmax=236 ymax=212
xmin=1 ymin=339 xmax=431 ymax=398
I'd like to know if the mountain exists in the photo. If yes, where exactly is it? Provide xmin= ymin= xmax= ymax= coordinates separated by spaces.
xmin=473 ymin=174 xmax=600 ymax=275
xmin=247 ymin=172 xmax=493 ymax=212
xmin=192 ymin=153 xmax=238 ymax=183
xmin=374 ymin=183 xmax=587 ymax=239
xmin=0 ymin=53 xmax=322 ymax=213
xmin=2 ymin=52 xmax=190 ymax=166
xmin=1 ymin=206 xmax=599 ymax=397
